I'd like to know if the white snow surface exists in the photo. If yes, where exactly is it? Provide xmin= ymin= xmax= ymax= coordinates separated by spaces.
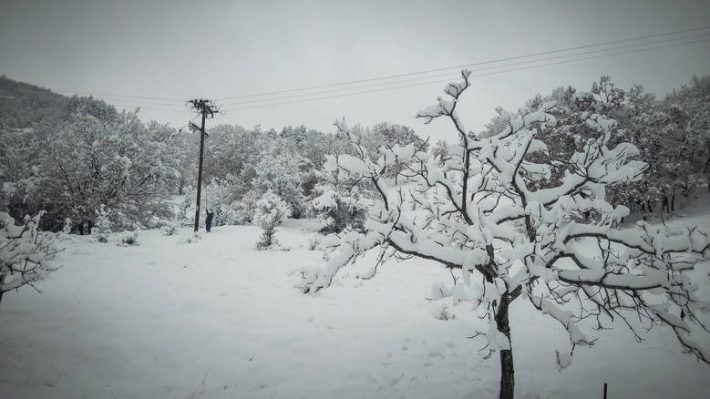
xmin=1 ymin=214 xmax=709 ymax=399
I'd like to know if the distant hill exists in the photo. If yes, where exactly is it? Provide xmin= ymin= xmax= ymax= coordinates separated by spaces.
xmin=0 ymin=75 xmax=70 ymax=128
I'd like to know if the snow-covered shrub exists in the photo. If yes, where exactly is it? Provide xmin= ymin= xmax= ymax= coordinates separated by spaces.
xmin=94 ymin=205 xmax=112 ymax=243
xmin=202 ymin=179 xmax=239 ymax=226
xmin=181 ymin=181 xmax=257 ymax=227
xmin=118 ymin=232 xmax=139 ymax=247
xmin=226 ymin=200 xmax=253 ymax=225
xmin=253 ymin=190 xmax=290 ymax=250
xmin=224 ymin=189 xmax=262 ymax=225
xmin=62 ymin=218 xmax=72 ymax=235
xmin=0 ymin=211 xmax=58 ymax=304
xmin=251 ymin=151 xmax=312 ymax=219
xmin=431 ymin=303 xmax=455 ymax=321
xmin=312 ymin=185 xmax=366 ymax=234
xmin=162 ymin=223 xmax=178 ymax=236
xmin=306 ymin=235 xmax=321 ymax=251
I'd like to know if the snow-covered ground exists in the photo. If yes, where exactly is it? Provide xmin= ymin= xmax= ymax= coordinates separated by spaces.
xmin=1 ymin=206 xmax=709 ymax=399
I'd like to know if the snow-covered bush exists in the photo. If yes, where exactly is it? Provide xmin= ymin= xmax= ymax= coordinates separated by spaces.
xmin=62 ymin=218 xmax=72 ymax=235
xmin=226 ymin=200 xmax=254 ymax=225
xmin=300 ymin=71 xmax=710 ymax=399
xmin=251 ymin=151 xmax=312 ymax=218
xmin=0 ymin=211 xmax=58 ymax=305
xmin=201 ymin=178 xmax=239 ymax=226
xmin=162 ymin=223 xmax=178 ymax=236
xmin=227 ymin=189 xmax=262 ymax=225
xmin=306 ymin=235 xmax=321 ymax=251
xmin=253 ymin=190 xmax=290 ymax=250
xmin=94 ymin=205 xmax=112 ymax=243
xmin=312 ymin=185 xmax=366 ymax=234
xmin=118 ymin=232 xmax=139 ymax=247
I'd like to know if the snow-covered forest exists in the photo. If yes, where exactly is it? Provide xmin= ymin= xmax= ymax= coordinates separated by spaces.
xmin=2 ymin=74 xmax=708 ymax=235
xmin=2 ymin=1 xmax=710 ymax=398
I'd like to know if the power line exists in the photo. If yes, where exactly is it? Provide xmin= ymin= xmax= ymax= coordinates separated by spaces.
xmin=53 ymin=90 xmax=185 ymax=103
xmin=215 ymin=25 xmax=710 ymax=101
xmin=45 ymin=25 xmax=710 ymax=114
xmin=219 ymin=31 xmax=710 ymax=108
xmin=221 ymin=35 xmax=710 ymax=112
xmin=97 ymin=99 xmax=188 ymax=111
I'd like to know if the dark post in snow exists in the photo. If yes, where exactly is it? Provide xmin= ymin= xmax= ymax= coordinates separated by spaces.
xmin=188 ymin=99 xmax=218 ymax=232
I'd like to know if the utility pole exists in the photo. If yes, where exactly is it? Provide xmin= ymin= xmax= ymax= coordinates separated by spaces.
xmin=188 ymin=99 xmax=218 ymax=232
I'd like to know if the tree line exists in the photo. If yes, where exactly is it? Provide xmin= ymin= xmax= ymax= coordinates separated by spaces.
xmin=0 ymin=75 xmax=708 ymax=234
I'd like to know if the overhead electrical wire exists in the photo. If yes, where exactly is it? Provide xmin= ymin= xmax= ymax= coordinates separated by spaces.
xmin=93 ymin=99 xmax=188 ymax=111
xmin=49 ymin=26 xmax=710 ymax=113
xmin=218 ymin=31 xmax=710 ymax=108
xmin=52 ymin=90 xmax=185 ymax=104
xmin=220 ymin=35 xmax=710 ymax=112
xmin=215 ymin=25 xmax=710 ymax=102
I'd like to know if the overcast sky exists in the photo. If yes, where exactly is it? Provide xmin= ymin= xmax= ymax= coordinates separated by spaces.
xmin=1 ymin=0 xmax=709 ymax=142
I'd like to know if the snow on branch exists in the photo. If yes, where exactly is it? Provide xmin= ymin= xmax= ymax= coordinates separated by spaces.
xmin=1 ymin=212 xmax=59 ymax=302
xmin=304 ymin=71 xmax=710 ymax=369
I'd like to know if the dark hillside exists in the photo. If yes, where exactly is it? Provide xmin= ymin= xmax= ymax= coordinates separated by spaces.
xmin=0 ymin=75 xmax=70 ymax=128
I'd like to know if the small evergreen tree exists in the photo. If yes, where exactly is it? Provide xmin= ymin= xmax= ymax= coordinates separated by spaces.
xmin=253 ymin=191 xmax=290 ymax=250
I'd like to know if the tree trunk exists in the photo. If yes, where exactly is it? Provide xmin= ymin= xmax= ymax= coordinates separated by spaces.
xmin=496 ymin=294 xmax=515 ymax=399
xmin=662 ymin=196 xmax=669 ymax=213
xmin=671 ymin=195 xmax=676 ymax=212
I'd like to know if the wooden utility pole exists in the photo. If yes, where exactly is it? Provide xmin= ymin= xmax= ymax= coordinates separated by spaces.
xmin=188 ymin=99 xmax=218 ymax=232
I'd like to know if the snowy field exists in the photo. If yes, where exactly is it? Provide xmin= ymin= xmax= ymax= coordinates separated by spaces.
xmin=1 ymin=208 xmax=709 ymax=399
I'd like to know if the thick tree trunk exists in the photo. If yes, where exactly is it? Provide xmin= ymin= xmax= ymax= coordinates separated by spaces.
xmin=496 ymin=294 xmax=515 ymax=399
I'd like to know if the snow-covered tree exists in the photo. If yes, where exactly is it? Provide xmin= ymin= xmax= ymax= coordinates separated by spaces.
xmin=37 ymin=103 xmax=176 ymax=232
xmin=311 ymin=184 xmax=366 ymax=234
xmin=0 ymin=211 xmax=58 ymax=305
xmin=299 ymin=71 xmax=710 ymax=399
xmin=253 ymin=190 xmax=290 ymax=250
xmin=355 ymin=122 xmax=428 ymax=159
xmin=251 ymin=150 xmax=312 ymax=218
xmin=503 ymin=76 xmax=709 ymax=214
xmin=0 ymin=125 xmax=46 ymax=226
xmin=664 ymin=75 xmax=710 ymax=193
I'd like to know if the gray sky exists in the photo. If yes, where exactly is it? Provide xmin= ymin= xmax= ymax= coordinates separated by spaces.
xmin=1 ymin=0 xmax=709 ymax=142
